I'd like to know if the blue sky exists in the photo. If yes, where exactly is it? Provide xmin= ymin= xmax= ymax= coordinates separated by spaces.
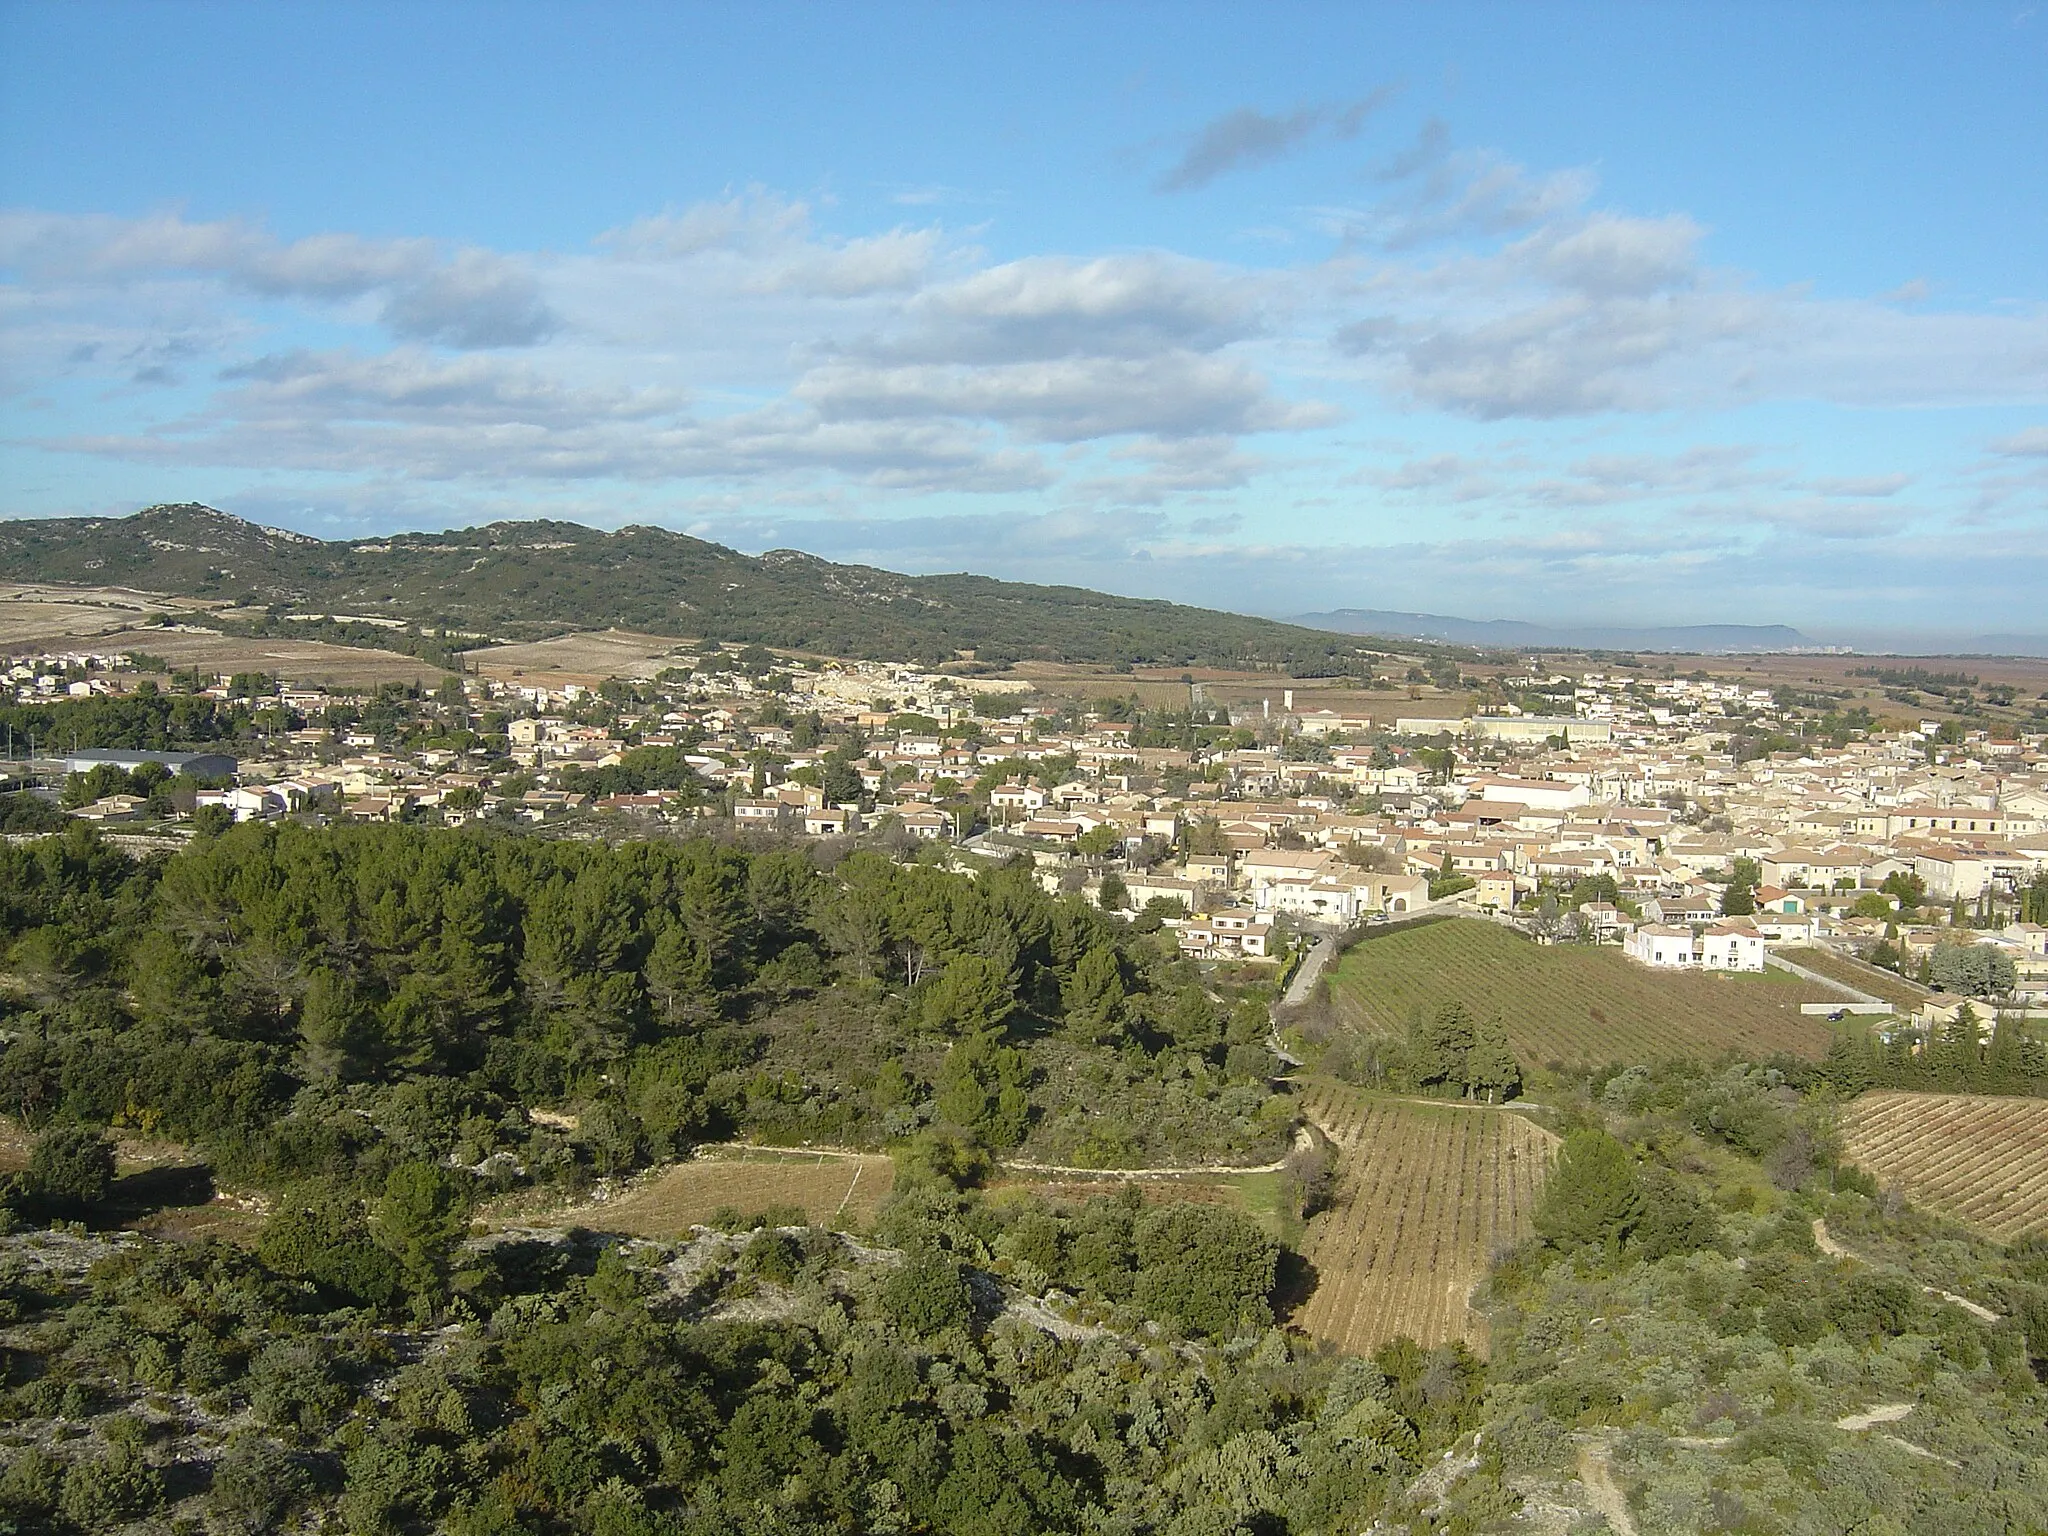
xmin=2 ymin=2 xmax=2044 ymax=642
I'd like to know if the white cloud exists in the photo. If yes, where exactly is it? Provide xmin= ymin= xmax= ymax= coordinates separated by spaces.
xmin=795 ymin=352 xmax=1323 ymax=442
xmin=601 ymin=190 xmax=942 ymax=296
xmin=0 ymin=208 xmax=557 ymax=347
xmin=1991 ymin=425 xmax=2048 ymax=456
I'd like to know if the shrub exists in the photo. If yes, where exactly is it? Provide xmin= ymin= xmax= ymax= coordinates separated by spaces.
xmin=209 ymin=1434 xmax=319 ymax=1532
xmin=29 ymin=1125 xmax=115 ymax=1212
xmin=882 ymin=1252 xmax=972 ymax=1337
xmin=58 ymin=1446 xmax=164 ymax=1531
xmin=1132 ymin=1203 xmax=1277 ymax=1340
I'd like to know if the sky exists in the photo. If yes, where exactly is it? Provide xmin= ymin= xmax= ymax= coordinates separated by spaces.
xmin=2 ymin=2 xmax=2045 ymax=644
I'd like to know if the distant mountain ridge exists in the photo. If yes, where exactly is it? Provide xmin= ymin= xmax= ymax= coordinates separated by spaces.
xmin=1294 ymin=607 xmax=1814 ymax=654
xmin=0 ymin=504 xmax=1395 ymax=671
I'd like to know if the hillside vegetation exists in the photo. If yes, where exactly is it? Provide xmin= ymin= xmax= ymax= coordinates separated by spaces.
xmin=0 ymin=504 xmax=1392 ymax=670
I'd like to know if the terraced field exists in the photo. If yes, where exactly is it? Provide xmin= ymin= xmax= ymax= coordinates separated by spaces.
xmin=1328 ymin=917 xmax=1834 ymax=1067
xmin=1295 ymin=1083 xmax=1555 ymax=1354
xmin=1842 ymin=1091 xmax=2048 ymax=1239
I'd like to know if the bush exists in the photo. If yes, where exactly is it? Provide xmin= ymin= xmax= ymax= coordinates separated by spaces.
xmin=58 ymin=1446 xmax=164 ymax=1530
xmin=209 ymin=1434 xmax=319 ymax=1531
xmin=881 ymin=1252 xmax=972 ymax=1337
xmin=1533 ymin=1130 xmax=1641 ymax=1254
xmin=1132 ymin=1203 xmax=1277 ymax=1340
xmin=29 ymin=1124 xmax=115 ymax=1212
xmin=741 ymin=1228 xmax=804 ymax=1285
xmin=0 ymin=1447 xmax=63 ymax=1524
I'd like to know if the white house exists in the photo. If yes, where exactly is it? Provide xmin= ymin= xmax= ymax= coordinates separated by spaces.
xmin=1177 ymin=908 xmax=1273 ymax=959
xmin=1627 ymin=924 xmax=1698 ymax=969
xmin=897 ymin=808 xmax=951 ymax=841
xmin=1699 ymin=922 xmax=1766 ymax=972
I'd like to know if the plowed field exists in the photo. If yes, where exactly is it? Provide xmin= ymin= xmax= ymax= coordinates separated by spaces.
xmin=1294 ymin=1083 xmax=1555 ymax=1354
xmin=1328 ymin=917 xmax=1833 ymax=1067
xmin=1842 ymin=1091 xmax=2048 ymax=1239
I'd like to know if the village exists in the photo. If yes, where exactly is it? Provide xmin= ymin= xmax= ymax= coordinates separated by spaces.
xmin=7 ymin=642 xmax=2047 ymax=1019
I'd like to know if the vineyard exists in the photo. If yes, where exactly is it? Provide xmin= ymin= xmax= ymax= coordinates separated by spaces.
xmin=1842 ymin=1091 xmax=2048 ymax=1240
xmin=1326 ymin=917 xmax=1834 ymax=1066
xmin=1778 ymin=945 xmax=1933 ymax=1010
xmin=552 ymin=1148 xmax=896 ymax=1237
xmin=1294 ymin=1083 xmax=1555 ymax=1354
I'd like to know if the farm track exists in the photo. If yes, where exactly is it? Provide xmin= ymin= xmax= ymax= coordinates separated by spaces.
xmin=1294 ymin=1083 xmax=1555 ymax=1354
xmin=1327 ymin=918 xmax=1833 ymax=1067
xmin=1842 ymin=1090 xmax=2048 ymax=1240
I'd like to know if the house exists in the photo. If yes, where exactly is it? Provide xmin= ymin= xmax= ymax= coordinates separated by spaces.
xmin=59 ymin=747 xmax=237 ymax=780
xmin=804 ymin=806 xmax=860 ymax=837
xmin=1474 ymin=872 xmax=1523 ymax=911
xmin=1120 ymin=873 xmax=1204 ymax=912
xmin=1627 ymin=924 xmax=1698 ymax=968
xmin=897 ymin=808 xmax=952 ymax=841
xmin=989 ymin=779 xmax=1050 ymax=815
xmin=1238 ymin=849 xmax=1335 ymax=892
xmin=197 ymin=786 xmax=286 ymax=822
xmin=1750 ymin=885 xmax=1806 ymax=914
xmin=1699 ymin=921 xmax=1766 ymax=972
xmin=1357 ymin=872 xmax=1432 ymax=915
xmin=1016 ymin=817 xmax=1084 ymax=843
xmin=732 ymin=798 xmax=784 ymax=825
xmin=1753 ymin=911 xmax=1819 ymax=945
xmin=74 ymin=793 xmax=147 ymax=822
xmin=1176 ymin=908 xmax=1274 ymax=960
xmin=1256 ymin=874 xmax=1377 ymax=923
xmin=1576 ymin=902 xmax=1635 ymax=941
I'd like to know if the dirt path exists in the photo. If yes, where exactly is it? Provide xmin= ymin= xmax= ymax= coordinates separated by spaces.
xmin=1002 ymin=1127 xmax=1312 ymax=1179
xmin=1812 ymin=1218 xmax=2000 ymax=1321
xmin=1575 ymin=1440 xmax=1639 ymax=1536
xmin=1836 ymin=1402 xmax=1915 ymax=1431
xmin=677 ymin=1136 xmax=1303 ymax=1182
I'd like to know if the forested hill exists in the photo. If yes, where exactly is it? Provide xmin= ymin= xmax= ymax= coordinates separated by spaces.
xmin=0 ymin=503 xmax=1389 ymax=670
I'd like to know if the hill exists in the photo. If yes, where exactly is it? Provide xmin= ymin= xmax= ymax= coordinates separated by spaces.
xmin=1294 ymin=606 xmax=1812 ymax=653
xmin=0 ymin=503 xmax=1389 ymax=671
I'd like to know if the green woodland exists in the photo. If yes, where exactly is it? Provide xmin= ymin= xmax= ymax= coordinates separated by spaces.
xmin=5 ymin=822 xmax=2048 ymax=1532
xmin=0 ymin=822 xmax=1292 ymax=1193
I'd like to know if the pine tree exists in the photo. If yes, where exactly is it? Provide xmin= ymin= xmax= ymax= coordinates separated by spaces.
xmin=1819 ymin=1028 xmax=1874 ymax=1096
xmin=1534 ymin=1130 xmax=1642 ymax=1254
xmin=1408 ymin=1001 xmax=1474 ymax=1094
xmin=1063 ymin=946 xmax=1128 ymax=1044
xmin=1462 ymin=1016 xmax=1522 ymax=1103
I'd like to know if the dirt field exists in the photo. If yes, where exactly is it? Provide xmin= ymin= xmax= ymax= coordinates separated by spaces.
xmin=0 ymin=584 xmax=215 ymax=651
xmin=545 ymin=1147 xmax=896 ymax=1236
xmin=1653 ymin=651 xmax=2048 ymax=695
xmin=1842 ymin=1091 xmax=2048 ymax=1239
xmin=467 ymin=628 xmax=697 ymax=688
xmin=1328 ymin=917 xmax=1835 ymax=1067
xmin=1294 ymin=1083 xmax=1554 ymax=1354
xmin=80 ymin=625 xmax=449 ymax=687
